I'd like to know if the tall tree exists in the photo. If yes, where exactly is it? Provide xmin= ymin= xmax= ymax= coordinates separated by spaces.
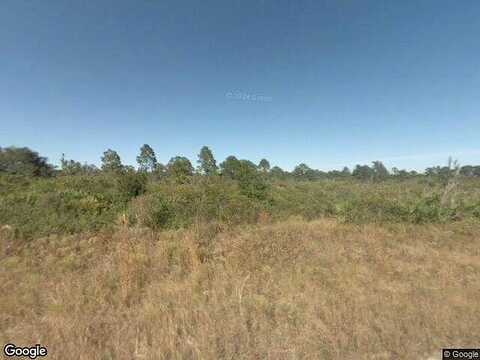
xmin=258 ymin=158 xmax=271 ymax=173
xmin=137 ymin=144 xmax=158 ymax=172
xmin=220 ymin=156 xmax=241 ymax=179
xmin=0 ymin=146 xmax=53 ymax=176
xmin=293 ymin=163 xmax=315 ymax=180
xmin=167 ymin=156 xmax=194 ymax=183
xmin=352 ymin=164 xmax=374 ymax=181
xmin=238 ymin=162 xmax=269 ymax=200
xmin=372 ymin=161 xmax=389 ymax=181
xmin=197 ymin=146 xmax=217 ymax=175
xmin=61 ymin=154 xmax=83 ymax=175
xmin=341 ymin=166 xmax=351 ymax=176
xmin=116 ymin=167 xmax=147 ymax=201
xmin=101 ymin=149 xmax=123 ymax=173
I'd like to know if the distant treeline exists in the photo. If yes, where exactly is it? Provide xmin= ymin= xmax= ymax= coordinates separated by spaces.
xmin=2 ymin=145 xmax=480 ymax=239
xmin=0 ymin=145 xmax=478 ymax=181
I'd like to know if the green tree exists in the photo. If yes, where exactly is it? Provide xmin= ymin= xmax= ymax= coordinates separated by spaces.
xmin=167 ymin=156 xmax=194 ymax=183
xmin=61 ymin=154 xmax=82 ymax=175
xmin=219 ymin=156 xmax=267 ymax=198
xmin=101 ymin=149 xmax=123 ymax=173
xmin=372 ymin=161 xmax=389 ymax=181
xmin=237 ymin=161 xmax=269 ymax=200
xmin=0 ymin=146 xmax=53 ymax=176
xmin=460 ymin=165 xmax=474 ymax=177
xmin=258 ymin=158 xmax=271 ymax=173
xmin=136 ymin=144 xmax=158 ymax=172
xmin=116 ymin=167 xmax=147 ymax=202
xmin=220 ymin=156 xmax=241 ymax=179
xmin=292 ymin=163 xmax=316 ymax=181
xmin=459 ymin=165 xmax=480 ymax=177
xmin=60 ymin=154 xmax=98 ymax=176
xmin=392 ymin=167 xmax=410 ymax=179
xmin=474 ymin=167 xmax=480 ymax=177
xmin=270 ymin=166 xmax=286 ymax=180
xmin=197 ymin=146 xmax=218 ymax=175
xmin=352 ymin=164 xmax=374 ymax=181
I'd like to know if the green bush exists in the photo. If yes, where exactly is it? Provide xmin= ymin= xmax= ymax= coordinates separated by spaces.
xmin=0 ymin=175 xmax=121 ymax=238
xmin=127 ymin=178 xmax=263 ymax=230
xmin=116 ymin=169 xmax=147 ymax=202
xmin=128 ymin=193 xmax=174 ymax=229
xmin=2 ymin=174 xmax=480 ymax=239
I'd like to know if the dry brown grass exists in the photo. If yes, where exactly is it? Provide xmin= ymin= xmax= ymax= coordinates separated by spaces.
xmin=1 ymin=219 xmax=479 ymax=359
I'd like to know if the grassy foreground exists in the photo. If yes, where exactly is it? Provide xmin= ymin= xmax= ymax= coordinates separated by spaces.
xmin=1 ymin=219 xmax=479 ymax=359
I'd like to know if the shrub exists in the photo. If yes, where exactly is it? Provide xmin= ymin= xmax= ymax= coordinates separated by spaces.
xmin=128 ymin=178 xmax=263 ymax=230
xmin=2 ymin=174 xmax=480 ymax=239
xmin=116 ymin=169 xmax=147 ymax=203
xmin=128 ymin=193 xmax=174 ymax=230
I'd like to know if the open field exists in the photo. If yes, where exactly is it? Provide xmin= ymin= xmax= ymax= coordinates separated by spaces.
xmin=1 ymin=218 xmax=479 ymax=359
xmin=3 ymin=0 xmax=480 ymax=357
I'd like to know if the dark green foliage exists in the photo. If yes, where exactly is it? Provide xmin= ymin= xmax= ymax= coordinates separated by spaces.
xmin=2 ymin=145 xmax=480 ymax=240
xmin=128 ymin=192 xmax=174 ymax=230
xmin=0 ymin=175 xmax=120 ymax=238
xmin=460 ymin=165 xmax=480 ymax=177
xmin=236 ymin=160 xmax=270 ymax=201
xmin=335 ymin=195 xmax=412 ymax=223
xmin=2 ymin=173 xmax=480 ymax=239
xmin=258 ymin=158 xmax=270 ymax=173
xmin=197 ymin=146 xmax=218 ymax=175
xmin=219 ymin=157 xmax=270 ymax=200
xmin=270 ymin=166 xmax=287 ymax=180
xmin=167 ymin=156 xmax=194 ymax=183
xmin=391 ymin=167 xmax=414 ymax=180
xmin=116 ymin=168 xmax=147 ymax=202
xmin=352 ymin=164 xmax=374 ymax=181
xmin=342 ymin=167 xmax=351 ymax=176
xmin=101 ymin=149 xmax=123 ymax=173
xmin=410 ymin=194 xmax=454 ymax=224
xmin=136 ymin=144 xmax=157 ymax=172
xmin=60 ymin=155 xmax=83 ymax=175
xmin=128 ymin=177 xmax=261 ymax=229
xmin=0 ymin=146 xmax=54 ymax=176
xmin=219 ymin=156 xmax=241 ymax=179
xmin=292 ymin=163 xmax=315 ymax=180
xmin=372 ymin=161 xmax=389 ymax=181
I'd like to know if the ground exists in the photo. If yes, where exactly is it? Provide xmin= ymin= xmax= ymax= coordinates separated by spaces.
xmin=1 ymin=219 xmax=478 ymax=359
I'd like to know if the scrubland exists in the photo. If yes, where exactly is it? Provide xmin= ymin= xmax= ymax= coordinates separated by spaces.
xmin=1 ymin=175 xmax=479 ymax=359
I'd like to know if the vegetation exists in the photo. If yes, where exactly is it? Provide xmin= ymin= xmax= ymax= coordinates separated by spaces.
xmin=1 ymin=145 xmax=480 ymax=239
xmin=0 ymin=146 xmax=54 ymax=177
xmin=137 ymin=144 xmax=158 ymax=173
xmin=1 ymin=220 xmax=478 ymax=359
xmin=1 ymin=144 xmax=479 ymax=358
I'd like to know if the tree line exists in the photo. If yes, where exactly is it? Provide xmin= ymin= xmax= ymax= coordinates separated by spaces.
xmin=1 ymin=145 xmax=479 ymax=181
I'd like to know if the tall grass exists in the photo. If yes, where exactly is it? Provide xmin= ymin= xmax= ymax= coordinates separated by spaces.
xmin=1 ymin=219 xmax=479 ymax=359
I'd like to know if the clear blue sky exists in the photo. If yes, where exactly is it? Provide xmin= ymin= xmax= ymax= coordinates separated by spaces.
xmin=1 ymin=0 xmax=479 ymax=171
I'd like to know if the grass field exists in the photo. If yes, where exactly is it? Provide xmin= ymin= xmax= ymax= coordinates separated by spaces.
xmin=1 ymin=217 xmax=479 ymax=359
xmin=3 ymin=1 xmax=480 ymax=357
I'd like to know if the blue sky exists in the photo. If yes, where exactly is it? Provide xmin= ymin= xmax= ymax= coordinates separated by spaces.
xmin=1 ymin=0 xmax=479 ymax=171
